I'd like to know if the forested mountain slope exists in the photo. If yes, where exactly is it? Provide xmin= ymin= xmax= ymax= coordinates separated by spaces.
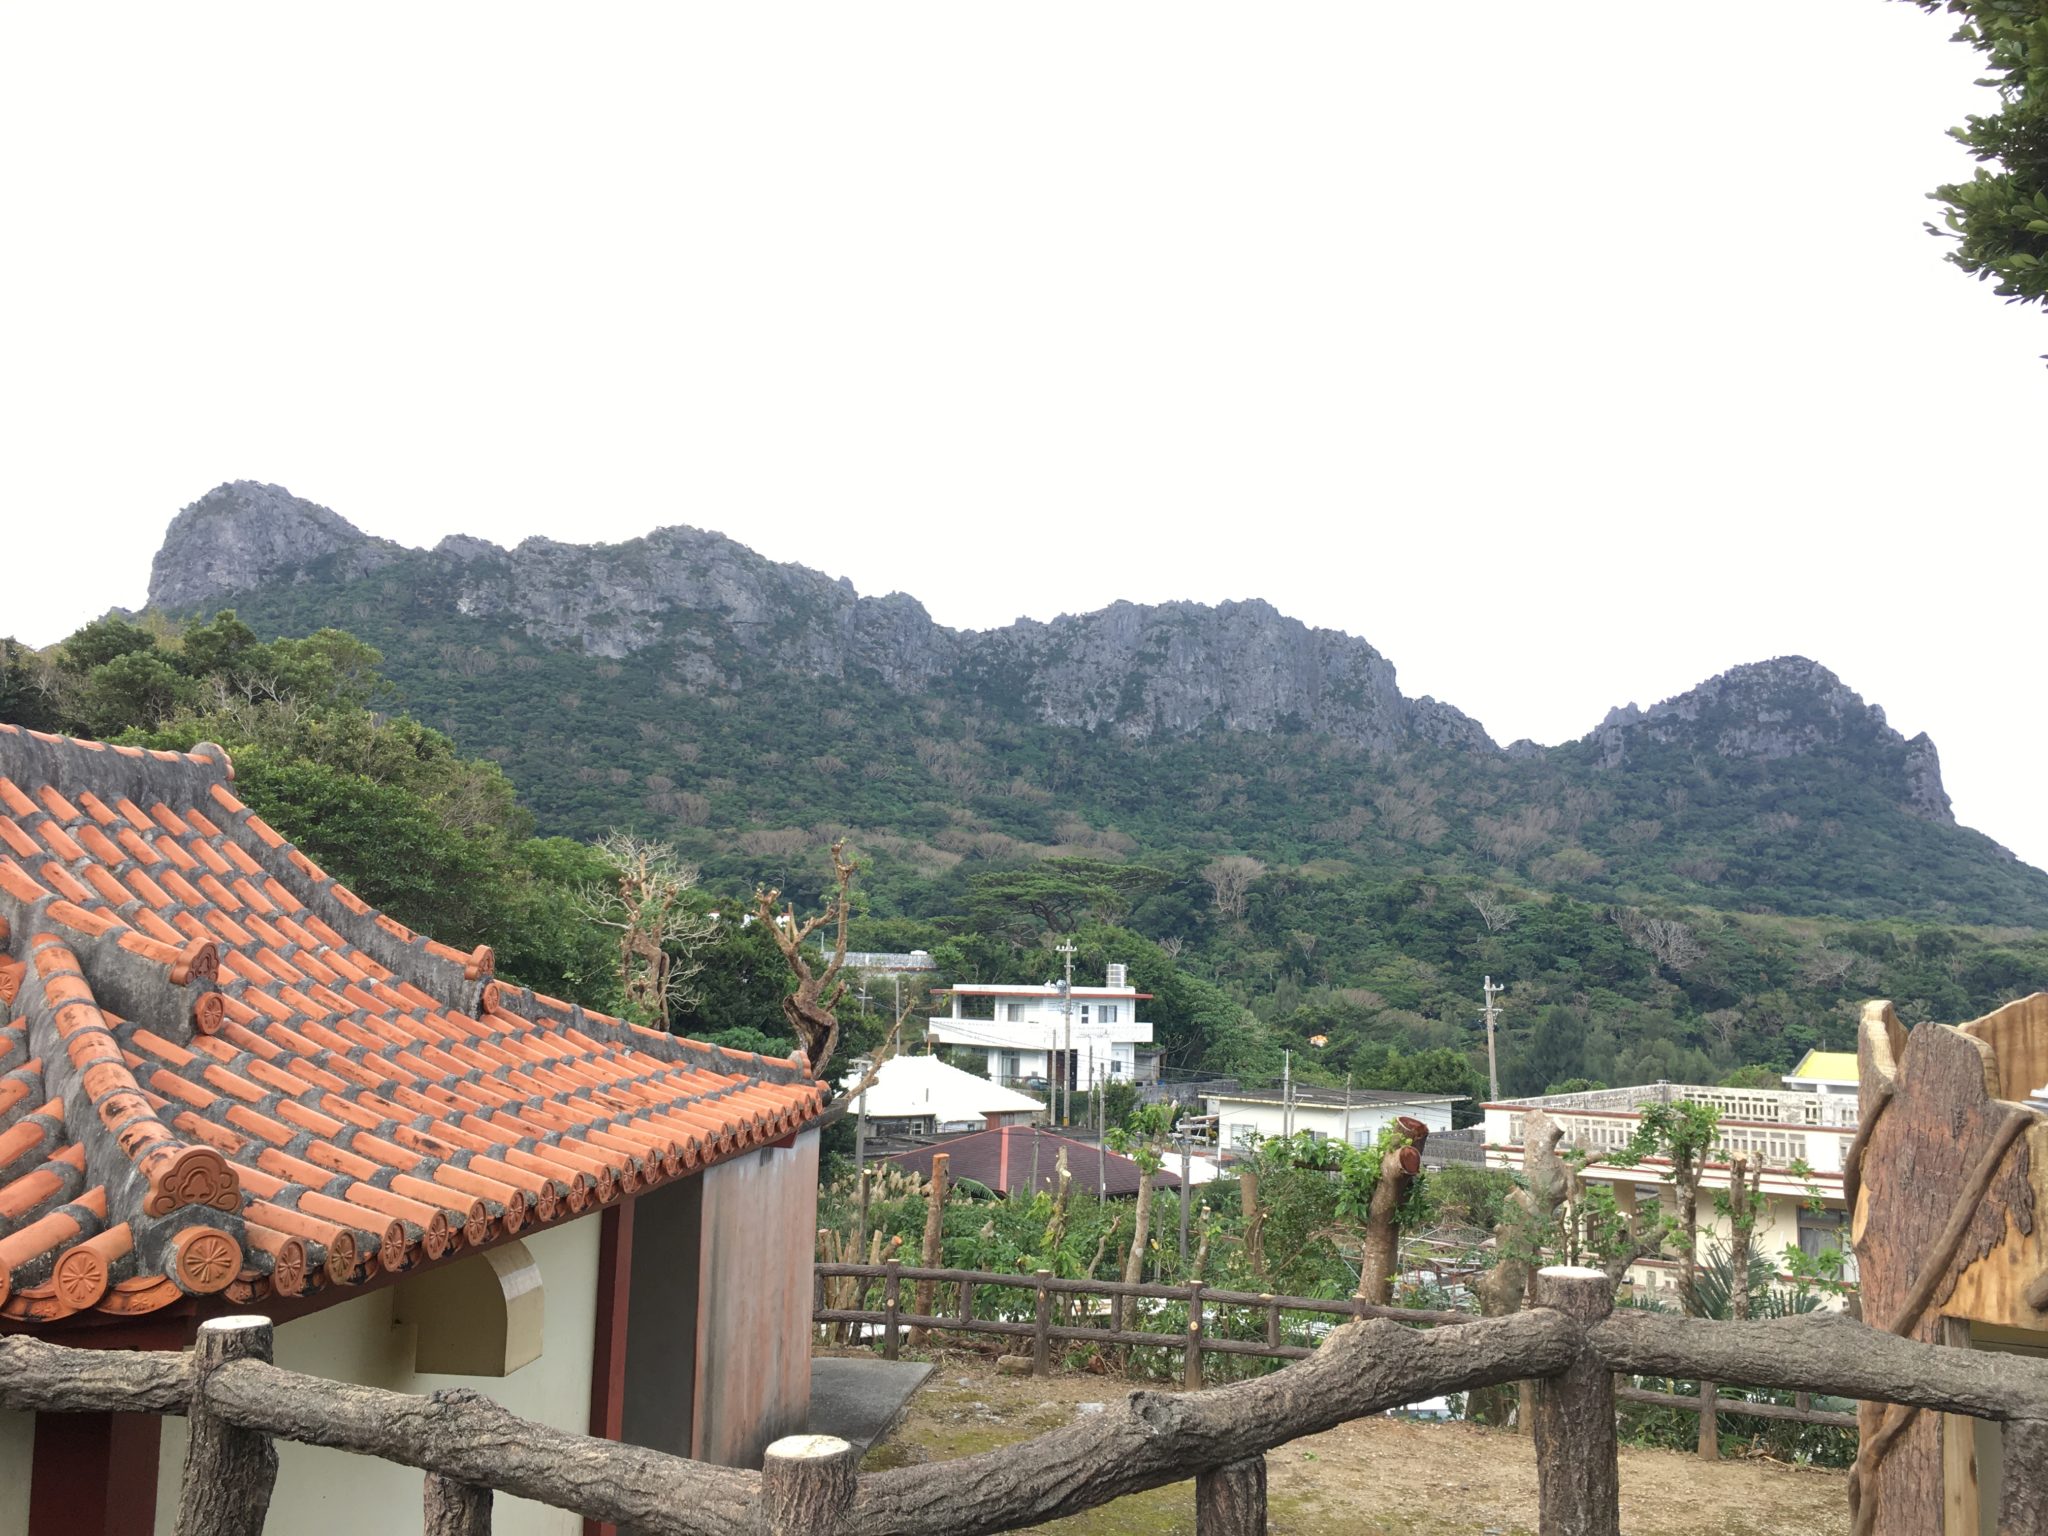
xmin=8 ymin=481 xmax=2047 ymax=1103
xmin=141 ymin=481 xmax=2047 ymax=929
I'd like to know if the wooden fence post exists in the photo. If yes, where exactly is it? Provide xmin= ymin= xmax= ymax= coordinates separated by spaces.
xmin=812 ymin=1262 xmax=827 ymax=1343
xmin=1263 ymin=1295 xmax=1280 ymax=1356
xmin=424 ymin=1472 xmax=492 ymax=1534
xmin=883 ymin=1260 xmax=902 ymax=1361
xmin=1531 ymin=1266 xmax=1620 ymax=1536
xmin=761 ymin=1434 xmax=858 ymax=1535
xmin=1195 ymin=1454 xmax=1267 ymax=1535
xmin=1034 ymin=1269 xmax=1053 ymax=1378
xmin=175 ymin=1315 xmax=279 ymax=1536
xmin=1185 ymin=1282 xmax=1205 ymax=1392
xmin=956 ymin=1276 xmax=972 ymax=1331
xmin=1697 ymin=1379 xmax=1719 ymax=1461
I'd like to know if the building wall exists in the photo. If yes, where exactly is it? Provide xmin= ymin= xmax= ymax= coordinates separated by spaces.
xmin=691 ymin=1128 xmax=820 ymax=1468
xmin=1211 ymin=1099 xmax=1453 ymax=1151
xmin=1 ymin=1400 xmax=31 ymax=1535
xmin=151 ymin=1217 xmax=600 ymax=1536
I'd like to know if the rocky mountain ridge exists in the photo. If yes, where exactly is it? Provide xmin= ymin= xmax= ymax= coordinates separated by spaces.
xmin=148 ymin=481 xmax=1952 ymax=824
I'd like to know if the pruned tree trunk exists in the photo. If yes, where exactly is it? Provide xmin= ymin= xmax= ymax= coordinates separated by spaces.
xmin=1531 ymin=1267 xmax=1620 ymax=1536
xmin=1474 ymin=1112 xmax=1567 ymax=1434
xmin=1356 ymin=1144 xmax=1423 ymax=1306
xmin=911 ymin=1153 xmax=950 ymax=1349
xmin=1240 ymin=1169 xmax=1266 ymax=1283
xmin=761 ymin=1435 xmax=858 ymax=1535
xmin=1195 ymin=1455 xmax=1267 ymax=1536
xmin=1725 ymin=1154 xmax=1757 ymax=1323
xmin=1123 ymin=1173 xmax=1154 ymax=1287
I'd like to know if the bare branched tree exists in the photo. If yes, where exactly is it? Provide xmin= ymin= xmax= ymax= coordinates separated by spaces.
xmin=577 ymin=833 xmax=717 ymax=1027
xmin=1466 ymin=889 xmax=1519 ymax=934
xmin=753 ymin=840 xmax=858 ymax=1078
xmin=1202 ymin=855 xmax=1266 ymax=921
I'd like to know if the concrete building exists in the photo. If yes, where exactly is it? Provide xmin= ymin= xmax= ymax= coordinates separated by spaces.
xmin=1202 ymin=1084 xmax=1462 ymax=1155
xmin=1481 ymin=1079 xmax=1858 ymax=1307
xmin=925 ymin=964 xmax=1153 ymax=1093
xmin=0 ymin=725 xmax=832 ymax=1536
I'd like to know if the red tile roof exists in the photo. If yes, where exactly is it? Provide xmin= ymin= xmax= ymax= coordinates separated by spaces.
xmin=886 ymin=1124 xmax=1180 ymax=1199
xmin=0 ymin=723 xmax=828 ymax=1325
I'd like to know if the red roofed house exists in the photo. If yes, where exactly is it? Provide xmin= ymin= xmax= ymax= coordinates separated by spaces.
xmin=0 ymin=724 xmax=832 ymax=1535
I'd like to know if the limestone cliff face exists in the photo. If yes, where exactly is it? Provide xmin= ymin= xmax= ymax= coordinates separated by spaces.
xmin=141 ymin=486 xmax=1952 ymax=817
xmin=148 ymin=483 xmax=403 ymax=612
xmin=144 ymin=484 xmax=1493 ymax=753
xmin=1586 ymin=657 xmax=1956 ymax=825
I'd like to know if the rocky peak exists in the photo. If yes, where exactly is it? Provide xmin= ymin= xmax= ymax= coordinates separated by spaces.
xmin=148 ymin=482 xmax=401 ymax=613
xmin=1587 ymin=656 xmax=1954 ymax=823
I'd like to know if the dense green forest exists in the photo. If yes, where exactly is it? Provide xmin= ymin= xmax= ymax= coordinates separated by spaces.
xmin=8 ymin=608 xmax=2048 ymax=1101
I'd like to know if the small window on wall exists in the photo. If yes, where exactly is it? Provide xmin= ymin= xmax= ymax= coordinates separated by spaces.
xmin=1099 ymin=1005 xmax=1119 ymax=1024
xmin=1005 ymin=1003 xmax=1025 ymax=1022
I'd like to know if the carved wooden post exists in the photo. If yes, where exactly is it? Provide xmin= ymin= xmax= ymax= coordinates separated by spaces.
xmin=1034 ymin=1269 xmax=1054 ymax=1377
xmin=1697 ymin=1379 xmax=1719 ymax=1460
xmin=176 ymin=1315 xmax=279 ymax=1536
xmin=1531 ymin=1267 xmax=1620 ymax=1536
xmin=1196 ymin=1454 xmax=1267 ymax=1535
xmin=2000 ymin=1418 xmax=2048 ymax=1535
xmin=883 ymin=1259 xmax=901 ymax=1361
xmin=1185 ymin=1282 xmax=1206 ymax=1391
xmin=761 ymin=1434 xmax=858 ymax=1535
xmin=424 ymin=1472 xmax=492 ymax=1534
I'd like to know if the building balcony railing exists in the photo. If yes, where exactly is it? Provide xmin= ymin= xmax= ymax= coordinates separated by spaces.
xmin=1494 ymin=1080 xmax=1861 ymax=1130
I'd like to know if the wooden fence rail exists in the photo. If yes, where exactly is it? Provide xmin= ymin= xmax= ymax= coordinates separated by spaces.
xmin=812 ymin=1258 xmax=1862 ymax=1438
xmin=10 ymin=1277 xmax=2048 ymax=1535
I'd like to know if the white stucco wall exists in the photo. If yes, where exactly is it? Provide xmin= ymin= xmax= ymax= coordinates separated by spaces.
xmin=1 ymin=1398 xmax=33 ymax=1535
xmin=1209 ymin=1098 xmax=1454 ymax=1151
xmin=153 ymin=1217 xmax=600 ymax=1536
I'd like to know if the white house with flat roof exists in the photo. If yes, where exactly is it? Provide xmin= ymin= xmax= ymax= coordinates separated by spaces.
xmin=926 ymin=964 xmax=1153 ymax=1093
xmin=1482 ymin=1079 xmax=1859 ymax=1306
xmin=1201 ymin=1084 xmax=1462 ymax=1155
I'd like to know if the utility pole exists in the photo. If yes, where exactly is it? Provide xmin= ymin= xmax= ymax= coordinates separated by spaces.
xmin=1282 ymin=1049 xmax=1292 ymax=1142
xmin=853 ymin=1069 xmax=870 ymax=1256
xmin=1482 ymin=974 xmax=1504 ymax=1103
xmin=1343 ymin=1072 xmax=1353 ymax=1150
xmin=1056 ymin=940 xmax=1077 ymax=1128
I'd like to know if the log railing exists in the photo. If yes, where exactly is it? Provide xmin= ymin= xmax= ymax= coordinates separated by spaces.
xmin=813 ymin=1258 xmax=1860 ymax=1439
xmin=9 ymin=1275 xmax=2048 ymax=1535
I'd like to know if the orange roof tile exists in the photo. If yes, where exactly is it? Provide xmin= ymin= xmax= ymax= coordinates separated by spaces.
xmin=0 ymin=723 xmax=828 ymax=1324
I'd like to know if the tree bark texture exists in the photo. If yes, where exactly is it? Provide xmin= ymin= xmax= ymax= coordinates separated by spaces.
xmin=761 ymin=1435 xmax=859 ymax=1536
xmin=1725 ymin=1155 xmax=1757 ymax=1324
xmin=424 ymin=1472 xmax=493 ymax=1535
xmin=1999 ymin=1418 xmax=2048 ymax=1536
xmin=911 ymin=1155 xmax=949 ymax=1349
xmin=1357 ymin=1144 xmax=1422 ymax=1306
xmin=0 ymin=1335 xmax=190 ymax=1413
xmin=1531 ymin=1268 xmax=1620 ymax=1536
xmin=202 ymin=1369 xmax=757 ymax=1536
xmin=1195 ymin=1455 xmax=1267 ymax=1536
xmin=176 ymin=1317 xmax=279 ymax=1536
xmin=842 ymin=1310 xmax=1577 ymax=1535
xmin=1590 ymin=1310 xmax=2048 ymax=1421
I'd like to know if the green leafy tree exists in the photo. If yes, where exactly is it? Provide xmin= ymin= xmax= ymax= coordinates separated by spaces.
xmin=1905 ymin=1 xmax=2048 ymax=317
xmin=1612 ymin=1099 xmax=1721 ymax=1315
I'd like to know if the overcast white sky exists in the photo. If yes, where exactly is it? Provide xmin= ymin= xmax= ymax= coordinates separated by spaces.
xmin=4 ymin=4 xmax=2045 ymax=874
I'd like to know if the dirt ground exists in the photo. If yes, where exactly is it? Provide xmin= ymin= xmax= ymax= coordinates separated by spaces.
xmin=859 ymin=1352 xmax=1851 ymax=1536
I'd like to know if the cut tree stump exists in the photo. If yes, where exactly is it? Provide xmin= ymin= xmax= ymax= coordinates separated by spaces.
xmin=1532 ymin=1267 xmax=1620 ymax=1536
xmin=175 ymin=1316 xmax=279 ymax=1536
xmin=761 ymin=1434 xmax=858 ymax=1535
xmin=1195 ymin=1454 xmax=1267 ymax=1535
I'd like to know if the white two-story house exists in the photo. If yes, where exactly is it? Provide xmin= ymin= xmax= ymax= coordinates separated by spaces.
xmin=926 ymin=963 xmax=1154 ymax=1093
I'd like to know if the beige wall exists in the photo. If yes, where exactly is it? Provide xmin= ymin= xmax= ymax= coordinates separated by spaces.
xmin=1 ymin=1399 xmax=32 ymax=1535
xmin=153 ymin=1217 xmax=599 ymax=1536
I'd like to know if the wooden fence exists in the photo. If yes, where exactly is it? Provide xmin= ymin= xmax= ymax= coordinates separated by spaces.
xmin=10 ymin=1269 xmax=2048 ymax=1536
xmin=812 ymin=1258 xmax=1860 ymax=1440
